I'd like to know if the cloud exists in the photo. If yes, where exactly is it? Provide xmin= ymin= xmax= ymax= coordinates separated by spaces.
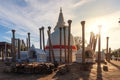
xmin=3 ymin=36 xmax=11 ymax=42
xmin=73 ymin=0 xmax=95 ymax=7
xmin=0 ymin=0 xmax=74 ymax=48
xmin=0 ymin=0 xmax=120 ymax=49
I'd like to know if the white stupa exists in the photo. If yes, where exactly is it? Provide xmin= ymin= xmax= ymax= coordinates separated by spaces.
xmin=76 ymin=46 xmax=95 ymax=63
xmin=16 ymin=45 xmax=47 ymax=62
xmin=45 ymin=8 xmax=77 ymax=63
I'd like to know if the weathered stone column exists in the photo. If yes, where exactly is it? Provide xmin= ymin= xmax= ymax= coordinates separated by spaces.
xmin=28 ymin=32 xmax=30 ymax=49
xmin=98 ymin=25 xmax=101 ymax=64
xmin=93 ymin=34 xmax=98 ymax=52
xmin=63 ymin=26 xmax=67 ymax=63
xmin=68 ymin=20 xmax=72 ymax=63
xmin=109 ymin=48 xmax=111 ymax=62
xmin=81 ymin=21 xmax=85 ymax=63
xmin=106 ymin=37 xmax=109 ymax=61
xmin=39 ymin=28 xmax=42 ymax=49
xmin=26 ymin=38 xmax=28 ymax=50
xmin=4 ymin=43 xmax=7 ymax=60
xmin=2 ymin=48 xmax=4 ymax=61
xmin=48 ymin=26 xmax=51 ymax=62
xmin=12 ymin=29 xmax=16 ymax=62
xmin=18 ymin=39 xmax=20 ymax=59
xmin=47 ymin=29 xmax=55 ymax=63
xmin=42 ymin=27 xmax=45 ymax=51
xmin=59 ymin=27 xmax=62 ymax=63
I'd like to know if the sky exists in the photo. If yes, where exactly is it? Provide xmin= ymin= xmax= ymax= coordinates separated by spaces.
xmin=0 ymin=0 xmax=120 ymax=50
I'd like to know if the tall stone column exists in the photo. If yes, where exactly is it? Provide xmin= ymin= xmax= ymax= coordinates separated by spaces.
xmin=42 ymin=27 xmax=45 ymax=51
xmin=106 ymin=37 xmax=109 ymax=61
xmin=81 ymin=21 xmax=85 ymax=63
xmin=18 ymin=39 xmax=20 ymax=59
xmin=12 ymin=29 xmax=16 ymax=62
xmin=47 ymin=29 xmax=55 ymax=63
xmin=98 ymin=25 xmax=101 ymax=64
xmin=4 ymin=43 xmax=7 ymax=60
xmin=39 ymin=28 xmax=42 ymax=49
xmin=68 ymin=20 xmax=72 ymax=63
xmin=109 ymin=48 xmax=111 ymax=62
xmin=2 ymin=48 xmax=4 ymax=61
xmin=26 ymin=38 xmax=28 ymax=50
xmin=59 ymin=27 xmax=62 ymax=63
xmin=63 ymin=26 xmax=67 ymax=62
xmin=28 ymin=32 xmax=30 ymax=49
xmin=48 ymin=26 xmax=51 ymax=62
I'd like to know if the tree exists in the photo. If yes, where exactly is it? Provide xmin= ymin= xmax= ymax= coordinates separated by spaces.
xmin=74 ymin=36 xmax=82 ymax=50
xmin=74 ymin=36 xmax=88 ymax=50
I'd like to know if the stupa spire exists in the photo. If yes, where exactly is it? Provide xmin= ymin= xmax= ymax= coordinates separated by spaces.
xmin=54 ymin=7 xmax=65 ymax=30
xmin=60 ymin=7 xmax=62 ymax=13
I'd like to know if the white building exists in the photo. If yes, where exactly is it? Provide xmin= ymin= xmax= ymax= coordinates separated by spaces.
xmin=95 ymin=50 xmax=105 ymax=62
xmin=28 ymin=45 xmax=47 ymax=62
xmin=16 ymin=45 xmax=47 ymax=62
xmin=45 ymin=8 xmax=77 ymax=63
xmin=76 ymin=46 xmax=95 ymax=63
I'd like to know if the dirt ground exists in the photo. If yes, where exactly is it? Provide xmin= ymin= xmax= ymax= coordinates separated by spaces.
xmin=0 ymin=60 xmax=120 ymax=80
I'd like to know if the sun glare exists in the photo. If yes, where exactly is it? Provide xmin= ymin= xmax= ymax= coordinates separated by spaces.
xmin=89 ymin=18 xmax=108 ymax=37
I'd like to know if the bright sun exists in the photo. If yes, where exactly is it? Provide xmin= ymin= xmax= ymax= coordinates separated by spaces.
xmin=89 ymin=18 xmax=108 ymax=37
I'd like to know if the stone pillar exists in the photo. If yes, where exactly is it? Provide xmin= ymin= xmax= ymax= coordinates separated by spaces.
xmin=109 ymin=48 xmax=111 ymax=62
xmin=59 ymin=27 xmax=62 ymax=63
xmin=26 ymin=38 xmax=28 ymax=50
xmin=42 ymin=27 xmax=45 ymax=51
xmin=39 ymin=28 xmax=42 ymax=49
xmin=2 ymin=48 xmax=4 ymax=61
xmin=4 ymin=43 xmax=7 ymax=60
xmin=48 ymin=26 xmax=51 ymax=62
xmin=98 ymin=25 xmax=102 ymax=64
xmin=106 ymin=37 xmax=109 ymax=61
xmin=18 ymin=39 xmax=20 ymax=59
xmin=28 ymin=32 xmax=30 ymax=49
xmin=47 ymin=29 xmax=55 ymax=63
xmin=81 ymin=21 xmax=85 ymax=63
xmin=0 ymin=48 xmax=1 ymax=57
xmin=63 ymin=26 xmax=67 ymax=63
xmin=12 ymin=29 xmax=16 ymax=62
xmin=68 ymin=20 xmax=72 ymax=63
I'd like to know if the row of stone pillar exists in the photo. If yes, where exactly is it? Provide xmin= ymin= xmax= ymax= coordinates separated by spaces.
xmin=39 ymin=27 xmax=45 ymax=51
xmin=10 ymin=21 xmax=111 ymax=64
xmin=0 ymin=45 xmax=10 ymax=61
xmin=58 ymin=20 xmax=72 ymax=63
xmin=81 ymin=22 xmax=111 ymax=64
xmin=40 ymin=20 xmax=72 ymax=63
xmin=11 ymin=27 xmax=46 ymax=62
xmin=11 ymin=30 xmax=31 ymax=62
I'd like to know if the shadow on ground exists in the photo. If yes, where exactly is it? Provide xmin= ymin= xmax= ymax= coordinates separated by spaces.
xmin=96 ymin=63 xmax=103 ymax=80
xmin=52 ymin=63 xmax=93 ymax=80
xmin=108 ymin=61 xmax=120 ymax=70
